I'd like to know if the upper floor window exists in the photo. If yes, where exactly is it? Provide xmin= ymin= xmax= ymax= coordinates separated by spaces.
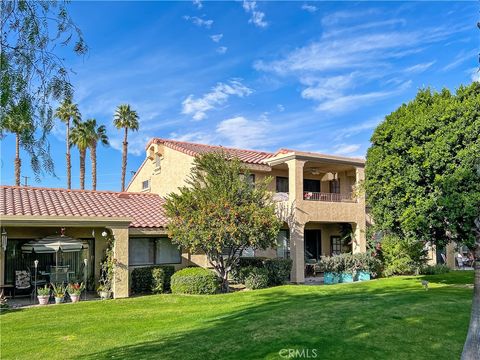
xmin=329 ymin=179 xmax=340 ymax=194
xmin=154 ymin=154 xmax=162 ymax=169
xmin=276 ymin=177 xmax=289 ymax=193
xmin=142 ymin=179 xmax=150 ymax=190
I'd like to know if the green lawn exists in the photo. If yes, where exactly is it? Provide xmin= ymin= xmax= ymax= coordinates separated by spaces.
xmin=0 ymin=271 xmax=473 ymax=360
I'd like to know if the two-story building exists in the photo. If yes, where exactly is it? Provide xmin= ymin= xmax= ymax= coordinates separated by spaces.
xmin=127 ymin=138 xmax=367 ymax=283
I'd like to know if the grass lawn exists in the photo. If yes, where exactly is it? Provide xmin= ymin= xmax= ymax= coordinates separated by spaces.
xmin=0 ymin=271 xmax=473 ymax=360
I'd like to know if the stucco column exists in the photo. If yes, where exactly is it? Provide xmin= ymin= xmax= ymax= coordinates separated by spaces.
xmin=290 ymin=222 xmax=305 ymax=283
xmin=0 ymin=248 xmax=4 ymax=286
xmin=110 ymin=227 xmax=129 ymax=298
xmin=94 ymin=229 xmax=108 ymax=284
xmin=355 ymin=167 xmax=365 ymax=203
xmin=352 ymin=222 xmax=366 ymax=254
xmin=286 ymin=159 xmax=306 ymax=203
xmin=446 ymin=242 xmax=456 ymax=269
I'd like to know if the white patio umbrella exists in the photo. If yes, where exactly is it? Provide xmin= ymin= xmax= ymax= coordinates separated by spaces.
xmin=21 ymin=235 xmax=85 ymax=266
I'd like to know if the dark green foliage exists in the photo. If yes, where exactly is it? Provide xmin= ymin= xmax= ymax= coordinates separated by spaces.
xmin=171 ymin=267 xmax=220 ymax=295
xmin=231 ymin=257 xmax=266 ymax=282
xmin=365 ymin=83 xmax=480 ymax=249
xmin=419 ymin=264 xmax=450 ymax=275
xmin=318 ymin=253 xmax=382 ymax=275
xmin=131 ymin=266 xmax=175 ymax=294
xmin=244 ymin=267 xmax=269 ymax=290
xmin=381 ymin=235 xmax=427 ymax=276
xmin=263 ymin=258 xmax=293 ymax=285
xmin=165 ymin=152 xmax=281 ymax=292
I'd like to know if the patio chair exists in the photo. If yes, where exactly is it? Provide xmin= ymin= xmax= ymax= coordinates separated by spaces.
xmin=14 ymin=270 xmax=31 ymax=298
xmin=456 ymin=255 xmax=465 ymax=270
xmin=440 ymin=253 xmax=447 ymax=264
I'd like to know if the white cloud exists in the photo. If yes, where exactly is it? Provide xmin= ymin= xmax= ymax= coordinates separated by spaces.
xmin=277 ymin=104 xmax=285 ymax=112
xmin=210 ymin=34 xmax=223 ymax=43
xmin=301 ymin=4 xmax=317 ymax=13
xmin=333 ymin=143 xmax=361 ymax=155
xmin=181 ymin=79 xmax=253 ymax=120
xmin=192 ymin=0 xmax=202 ymax=9
xmin=321 ymin=9 xmax=380 ymax=27
xmin=242 ymin=1 xmax=268 ymax=28
xmin=404 ymin=61 xmax=435 ymax=74
xmin=442 ymin=49 xmax=477 ymax=71
xmin=216 ymin=46 xmax=228 ymax=54
xmin=183 ymin=15 xmax=213 ymax=29
xmin=334 ymin=117 xmax=383 ymax=141
xmin=471 ymin=68 xmax=480 ymax=82
xmin=216 ymin=116 xmax=272 ymax=149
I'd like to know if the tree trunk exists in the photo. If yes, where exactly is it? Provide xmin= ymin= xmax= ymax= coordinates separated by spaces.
xmin=66 ymin=119 xmax=71 ymax=189
xmin=91 ymin=144 xmax=97 ymax=190
xmin=121 ymin=127 xmax=128 ymax=192
xmin=461 ymin=218 xmax=480 ymax=359
xmin=14 ymin=134 xmax=21 ymax=186
xmin=79 ymin=149 xmax=86 ymax=190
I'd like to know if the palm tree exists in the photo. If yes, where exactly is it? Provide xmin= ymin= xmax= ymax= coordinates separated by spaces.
xmin=55 ymin=98 xmax=81 ymax=189
xmin=84 ymin=118 xmax=109 ymax=190
xmin=113 ymin=104 xmax=139 ymax=191
xmin=69 ymin=121 xmax=90 ymax=190
xmin=2 ymin=98 xmax=34 ymax=186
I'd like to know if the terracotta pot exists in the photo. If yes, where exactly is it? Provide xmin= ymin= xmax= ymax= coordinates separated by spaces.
xmin=54 ymin=296 xmax=63 ymax=304
xmin=37 ymin=295 xmax=49 ymax=305
xmin=70 ymin=294 xmax=80 ymax=303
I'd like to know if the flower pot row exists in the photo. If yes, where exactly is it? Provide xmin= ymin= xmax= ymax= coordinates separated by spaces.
xmin=36 ymin=282 xmax=85 ymax=305
xmin=323 ymin=270 xmax=371 ymax=285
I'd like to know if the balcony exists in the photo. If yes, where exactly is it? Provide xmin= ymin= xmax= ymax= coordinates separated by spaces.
xmin=303 ymin=191 xmax=355 ymax=203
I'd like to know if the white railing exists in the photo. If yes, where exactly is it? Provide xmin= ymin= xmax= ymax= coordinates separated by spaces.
xmin=303 ymin=191 xmax=355 ymax=202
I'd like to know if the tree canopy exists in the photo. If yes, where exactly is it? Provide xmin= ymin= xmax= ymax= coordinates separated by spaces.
xmin=164 ymin=152 xmax=282 ymax=292
xmin=366 ymin=83 xmax=480 ymax=248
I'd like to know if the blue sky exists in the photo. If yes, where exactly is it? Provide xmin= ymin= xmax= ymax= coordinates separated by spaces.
xmin=1 ymin=1 xmax=478 ymax=191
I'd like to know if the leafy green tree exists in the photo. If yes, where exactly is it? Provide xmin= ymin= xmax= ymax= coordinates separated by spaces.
xmin=2 ymin=97 xmax=34 ymax=185
xmin=1 ymin=1 xmax=87 ymax=179
xmin=69 ymin=120 xmax=90 ymax=190
xmin=113 ymin=104 xmax=139 ymax=191
xmin=55 ymin=98 xmax=81 ymax=189
xmin=84 ymin=118 xmax=109 ymax=190
xmin=164 ymin=152 xmax=282 ymax=292
xmin=365 ymin=83 xmax=480 ymax=359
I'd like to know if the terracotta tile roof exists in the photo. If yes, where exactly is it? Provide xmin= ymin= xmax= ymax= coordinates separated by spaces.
xmin=150 ymin=138 xmax=275 ymax=165
xmin=0 ymin=186 xmax=168 ymax=228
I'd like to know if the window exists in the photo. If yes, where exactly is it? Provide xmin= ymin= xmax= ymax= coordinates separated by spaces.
xmin=276 ymin=230 xmax=290 ymax=258
xmin=304 ymin=179 xmax=320 ymax=192
xmin=331 ymin=236 xmax=342 ymax=255
xmin=329 ymin=179 xmax=340 ymax=194
xmin=154 ymin=154 xmax=162 ymax=169
xmin=241 ymin=247 xmax=255 ymax=257
xmin=142 ymin=179 xmax=150 ymax=190
xmin=276 ymin=177 xmax=289 ymax=193
xmin=240 ymin=173 xmax=255 ymax=187
xmin=129 ymin=237 xmax=181 ymax=266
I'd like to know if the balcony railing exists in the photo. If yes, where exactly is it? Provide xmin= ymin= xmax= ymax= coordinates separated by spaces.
xmin=303 ymin=191 xmax=355 ymax=203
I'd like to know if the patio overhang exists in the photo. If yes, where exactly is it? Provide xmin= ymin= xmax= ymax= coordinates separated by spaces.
xmin=264 ymin=151 xmax=365 ymax=168
xmin=0 ymin=215 xmax=132 ymax=228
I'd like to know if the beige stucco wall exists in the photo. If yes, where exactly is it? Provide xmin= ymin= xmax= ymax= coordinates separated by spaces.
xmin=127 ymin=143 xmax=195 ymax=197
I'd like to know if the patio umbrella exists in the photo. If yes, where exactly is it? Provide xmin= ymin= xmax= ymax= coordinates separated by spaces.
xmin=21 ymin=235 xmax=85 ymax=265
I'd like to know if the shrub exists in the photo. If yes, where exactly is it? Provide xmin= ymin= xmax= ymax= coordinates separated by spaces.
xmin=171 ymin=267 xmax=220 ymax=295
xmin=381 ymin=235 xmax=427 ymax=276
xmin=244 ymin=267 xmax=269 ymax=290
xmin=131 ymin=266 xmax=175 ymax=294
xmin=318 ymin=253 xmax=382 ymax=277
xmin=231 ymin=257 xmax=266 ymax=282
xmin=234 ymin=266 xmax=257 ymax=284
xmin=419 ymin=264 xmax=450 ymax=275
xmin=264 ymin=258 xmax=292 ymax=285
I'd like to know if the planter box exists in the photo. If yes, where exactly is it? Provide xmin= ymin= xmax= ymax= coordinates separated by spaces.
xmin=356 ymin=271 xmax=371 ymax=282
xmin=323 ymin=272 xmax=340 ymax=285
xmin=340 ymin=273 xmax=354 ymax=283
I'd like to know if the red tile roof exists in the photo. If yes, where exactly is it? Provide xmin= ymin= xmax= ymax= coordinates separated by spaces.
xmin=0 ymin=186 xmax=168 ymax=228
xmin=150 ymin=138 xmax=275 ymax=165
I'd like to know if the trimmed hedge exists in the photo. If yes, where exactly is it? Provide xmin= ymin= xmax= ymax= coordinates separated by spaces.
xmin=232 ymin=257 xmax=292 ymax=287
xmin=131 ymin=266 xmax=175 ymax=294
xmin=244 ymin=267 xmax=269 ymax=290
xmin=171 ymin=267 xmax=220 ymax=295
xmin=419 ymin=264 xmax=450 ymax=275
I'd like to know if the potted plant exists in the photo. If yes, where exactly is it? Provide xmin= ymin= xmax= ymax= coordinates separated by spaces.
xmin=67 ymin=283 xmax=85 ymax=303
xmin=97 ymin=284 xmax=111 ymax=300
xmin=318 ymin=256 xmax=341 ymax=284
xmin=37 ymin=285 xmax=51 ymax=305
xmin=339 ymin=254 xmax=354 ymax=283
xmin=51 ymin=283 xmax=65 ymax=304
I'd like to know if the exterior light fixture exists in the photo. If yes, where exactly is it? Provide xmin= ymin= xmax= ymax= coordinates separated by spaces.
xmin=101 ymin=230 xmax=108 ymax=237
xmin=1 ymin=228 xmax=7 ymax=252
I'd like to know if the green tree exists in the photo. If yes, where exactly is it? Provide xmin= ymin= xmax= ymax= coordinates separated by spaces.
xmin=164 ymin=152 xmax=282 ymax=292
xmin=69 ymin=120 xmax=90 ymax=190
xmin=1 ymin=1 xmax=87 ymax=179
xmin=2 ymin=97 xmax=34 ymax=185
xmin=55 ymin=98 xmax=81 ymax=189
xmin=84 ymin=118 xmax=109 ymax=190
xmin=113 ymin=104 xmax=139 ymax=192
xmin=365 ymin=83 xmax=480 ymax=359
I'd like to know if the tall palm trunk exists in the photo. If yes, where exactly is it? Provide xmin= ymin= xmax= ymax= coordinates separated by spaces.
xmin=461 ymin=217 xmax=480 ymax=359
xmin=121 ymin=127 xmax=128 ymax=192
xmin=90 ymin=144 xmax=97 ymax=190
xmin=79 ymin=148 xmax=86 ymax=190
xmin=14 ymin=133 xmax=21 ymax=186
xmin=66 ymin=119 xmax=71 ymax=189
